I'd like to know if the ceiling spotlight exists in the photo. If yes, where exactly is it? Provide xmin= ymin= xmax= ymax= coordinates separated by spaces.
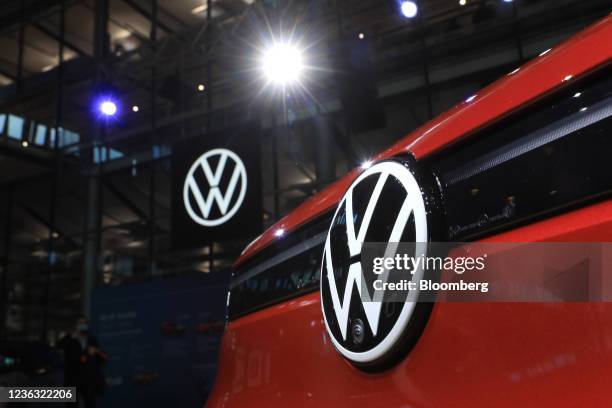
xmin=502 ymin=0 xmax=513 ymax=2
xmin=400 ymin=1 xmax=418 ymax=18
xmin=132 ymin=105 xmax=139 ymax=112
xmin=261 ymin=42 xmax=304 ymax=85
xmin=99 ymin=100 xmax=117 ymax=116
xmin=21 ymin=140 xmax=28 ymax=147
xmin=197 ymin=84 xmax=205 ymax=91
xmin=459 ymin=0 xmax=467 ymax=5
xmin=358 ymin=32 xmax=365 ymax=39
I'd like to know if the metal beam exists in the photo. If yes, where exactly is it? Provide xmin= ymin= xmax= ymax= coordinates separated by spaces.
xmin=0 ymin=172 xmax=53 ymax=190
xmin=148 ymin=0 xmax=158 ymax=276
xmin=18 ymin=203 xmax=81 ymax=249
xmin=93 ymin=0 xmax=110 ymax=62
xmin=102 ymin=178 xmax=149 ymax=222
xmin=32 ymin=23 xmax=89 ymax=57
xmin=0 ymin=144 xmax=55 ymax=169
xmin=16 ymin=0 xmax=25 ymax=93
xmin=157 ymin=3 xmax=189 ymax=28
xmin=0 ymin=66 xmax=16 ymax=80
xmin=0 ymin=186 xmax=13 ymax=341
xmin=122 ymin=0 xmax=176 ymax=37
xmin=0 ymin=0 xmax=67 ymax=36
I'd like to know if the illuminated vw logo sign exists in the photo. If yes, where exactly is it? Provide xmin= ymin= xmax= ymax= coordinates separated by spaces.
xmin=320 ymin=158 xmax=438 ymax=369
xmin=183 ymin=148 xmax=247 ymax=227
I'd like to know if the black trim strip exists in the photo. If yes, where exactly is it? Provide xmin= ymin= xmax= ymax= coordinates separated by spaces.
xmin=230 ymin=231 xmax=326 ymax=289
xmin=445 ymin=96 xmax=612 ymax=186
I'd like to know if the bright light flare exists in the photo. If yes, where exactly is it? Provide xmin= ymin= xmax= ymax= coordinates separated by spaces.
xmin=260 ymin=43 xmax=304 ymax=85
xmin=400 ymin=1 xmax=418 ymax=18
xmin=99 ymin=100 xmax=117 ymax=116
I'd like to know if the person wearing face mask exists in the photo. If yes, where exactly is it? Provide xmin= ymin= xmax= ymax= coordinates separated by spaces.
xmin=57 ymin=317 xmax=107 ymax=408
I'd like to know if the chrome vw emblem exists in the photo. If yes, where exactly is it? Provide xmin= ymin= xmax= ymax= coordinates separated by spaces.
xmin=183 ymin=148 xmax=247 ymax=227
xmin=320 ymin=159 xmax=431 ymax=367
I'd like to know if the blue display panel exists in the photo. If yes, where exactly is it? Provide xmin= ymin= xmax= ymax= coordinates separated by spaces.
xmin=90 ymin=272 xmax=229 ymax=407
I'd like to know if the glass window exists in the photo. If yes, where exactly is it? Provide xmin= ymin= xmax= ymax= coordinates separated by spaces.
xmin=34 ymin=124 xmax=47 ymax=146
xmin=108 ymin=148 xmax=123 ymax=161
xmin=93 ymin=146 xmax=102 ymax=163
xmin=49 ymin=128 xmax=56 ymax=147
xmin=7 ymin=114 xmax=24 ymax=140
xmin=58 ymin=128 xmax=80 ymax=147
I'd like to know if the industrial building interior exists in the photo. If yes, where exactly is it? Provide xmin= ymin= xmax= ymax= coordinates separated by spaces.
xmin=0 ymin=0 xmax=609 ymax=406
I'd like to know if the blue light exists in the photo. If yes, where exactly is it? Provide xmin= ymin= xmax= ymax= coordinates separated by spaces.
xmin=99 ymin=100 xmax=117 ymax=116
xmin=400 ymin=1 xmax=418 ymax=18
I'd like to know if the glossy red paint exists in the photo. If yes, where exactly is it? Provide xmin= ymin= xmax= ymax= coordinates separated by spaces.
xmin=208 ymin=200 xmax=612 ymax=408
xmin=236 ymin=15 xmax=612 ymax=267
xmin=208 ymin=15 xmax=612 ymax=408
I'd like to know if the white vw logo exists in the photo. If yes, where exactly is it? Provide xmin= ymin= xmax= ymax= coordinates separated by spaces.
xmin=183 ymin=148 xmax=247 ymax=227
xmin=321 ymin=160 xmax=428 ymax=364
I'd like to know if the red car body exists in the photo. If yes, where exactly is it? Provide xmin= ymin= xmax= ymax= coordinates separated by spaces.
xmin=207 ymin=16 xmax=612 ymax=407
